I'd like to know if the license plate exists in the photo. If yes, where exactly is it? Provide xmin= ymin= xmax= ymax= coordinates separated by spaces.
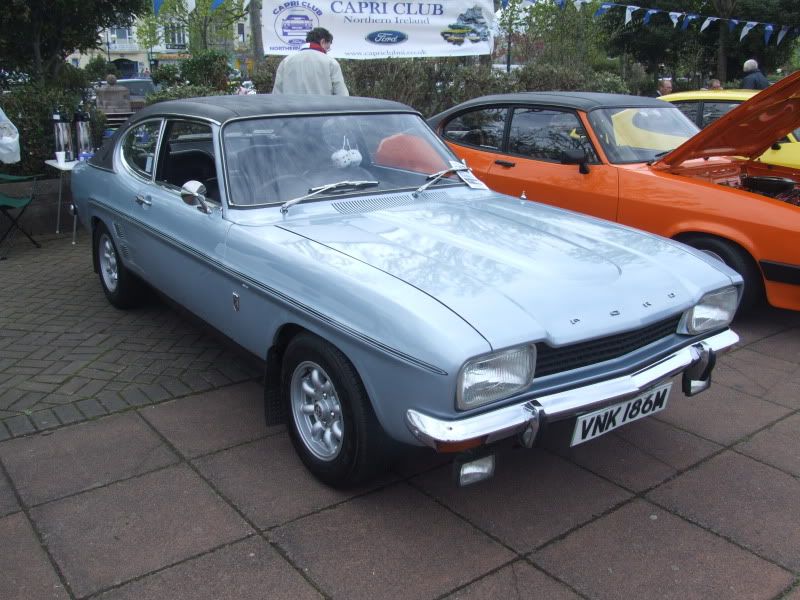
xmin=570 ymin=382 xmax=672 ymax=447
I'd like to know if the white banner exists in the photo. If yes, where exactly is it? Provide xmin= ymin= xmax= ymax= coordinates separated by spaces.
xmin=262 ymin=1 xmax=495 ymax=59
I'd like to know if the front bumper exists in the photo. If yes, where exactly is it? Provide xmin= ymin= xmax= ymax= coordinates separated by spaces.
xmin=405 ymin=329 xmax=738 ymax=449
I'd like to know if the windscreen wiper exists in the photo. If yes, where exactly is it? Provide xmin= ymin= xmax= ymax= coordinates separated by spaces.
xmin=412 ymin=165 xmax=471 ymax=198
xmin=647 ymin=149 xmax=673 ymax=164
xmin=280 ymin=180 xmax=379 ymax=214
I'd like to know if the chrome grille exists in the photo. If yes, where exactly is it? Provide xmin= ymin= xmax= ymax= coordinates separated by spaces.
xmin=536 ymin=315 xmax=682 ymax=377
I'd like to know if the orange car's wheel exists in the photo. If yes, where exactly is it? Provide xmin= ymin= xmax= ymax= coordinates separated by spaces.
xmin=682 ymin=235 xmax=763 ymax=313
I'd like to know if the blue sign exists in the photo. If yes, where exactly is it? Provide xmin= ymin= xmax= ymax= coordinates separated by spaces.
xmin=365 ymin=30 xmax=409 ymax=44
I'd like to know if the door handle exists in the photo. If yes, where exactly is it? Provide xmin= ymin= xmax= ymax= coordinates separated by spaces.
xmin=495 ymin=160 xmax=516 ymax=168
xmin=135 ymin=195 xmax=152 ymax=206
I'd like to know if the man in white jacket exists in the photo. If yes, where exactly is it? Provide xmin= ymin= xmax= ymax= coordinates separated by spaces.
xmin=273 ymin=28 xmax=349 ymax=96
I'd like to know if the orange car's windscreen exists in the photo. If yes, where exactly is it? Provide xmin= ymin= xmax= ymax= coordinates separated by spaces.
xmin=587 ymin=107 xmax=698 ymax=164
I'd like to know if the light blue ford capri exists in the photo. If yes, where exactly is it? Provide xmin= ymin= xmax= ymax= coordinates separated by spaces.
xmin=71 ymin=95 xmax=741 ymax=487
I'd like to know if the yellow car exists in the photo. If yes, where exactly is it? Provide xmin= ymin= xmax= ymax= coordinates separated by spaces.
xmin=660 ymin=89 xmax=800 ymax=169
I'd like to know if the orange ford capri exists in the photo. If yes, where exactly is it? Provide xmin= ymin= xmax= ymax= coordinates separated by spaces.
xmin=428 ymin=72 xmax=800 ymax=312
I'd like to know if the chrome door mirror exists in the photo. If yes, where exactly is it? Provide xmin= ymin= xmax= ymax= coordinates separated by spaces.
xmin=180 ymin=180 xmax=211 ymax=214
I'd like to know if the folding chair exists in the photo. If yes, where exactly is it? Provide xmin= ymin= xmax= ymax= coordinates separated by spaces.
xmin=0 ymin=173 xmax=40 ymax=260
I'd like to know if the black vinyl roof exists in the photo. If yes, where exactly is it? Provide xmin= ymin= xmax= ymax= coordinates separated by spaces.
xmin=131 ymin=94 xmax=415 ymax=125
xmin=91 ymin=94 xmax=416 ymax=170
xmin=428 ymin=91 xmax=669 ymax=126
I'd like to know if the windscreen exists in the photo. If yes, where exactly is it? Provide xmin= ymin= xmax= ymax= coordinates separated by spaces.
xmin=222 ymin=113 xmax=454 ymax=206
xmin=588 ymin=106 xmax=699 ymax=164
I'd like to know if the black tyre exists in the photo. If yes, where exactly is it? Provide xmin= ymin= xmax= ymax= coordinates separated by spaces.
xmin=682 ymin=235 xmax=763 ymax=313
xmin=94 ymin=222 xmax=143 ymax=309
xmin=282 ymin=333 xmax=388 ymax=487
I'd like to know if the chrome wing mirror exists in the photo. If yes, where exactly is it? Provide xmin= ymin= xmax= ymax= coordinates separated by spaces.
xmin=180 ymin=180 xmax=212 ymax=214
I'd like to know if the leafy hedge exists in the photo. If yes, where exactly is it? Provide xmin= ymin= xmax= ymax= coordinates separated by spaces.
xmin=144 ymin=84 xmax=225 ymax=105
xmin=179 ymin=50 xmax=229 ymax=91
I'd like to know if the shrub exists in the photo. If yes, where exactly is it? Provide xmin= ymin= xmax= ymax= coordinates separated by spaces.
xmin=84 ymin=55 xmax=117 ymax=82
xmin=53 ymin=64 xmax=90 ymax=95
xmin=180 ymin=50 xmax=229 ymax=91
xmin=251 ymin=57 xmax=282 ymax=93
xmin=152 ymin=64 xmax=181 ymax=87
xmin=144 ymin=84 xmax=225 ymax=106
xmin=514 ymin=63 xmax=629 ymax=94
xmin=341 ymin=57 xmax=513 ymax=116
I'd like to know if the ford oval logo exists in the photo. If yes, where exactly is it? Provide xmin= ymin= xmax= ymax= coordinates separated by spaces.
xmin=366 ymin=31 xmax=408 ymax=45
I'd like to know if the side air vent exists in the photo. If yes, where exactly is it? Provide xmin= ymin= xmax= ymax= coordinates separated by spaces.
xmin=112 ymin=223 xmax=129 ymax=258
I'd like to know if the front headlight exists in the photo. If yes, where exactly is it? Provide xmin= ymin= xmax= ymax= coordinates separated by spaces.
xmin=457 ymin=345 xmax=536 ymax=410
xmin=678 ymin=287 xmax=739 ymax=335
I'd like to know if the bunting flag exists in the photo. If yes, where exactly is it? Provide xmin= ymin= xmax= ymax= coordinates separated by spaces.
xmin=625 ymin=5 xmax=640 ymax=25
xmin=681 ymin=14 xmax=698 ymax=31
xmin=153 ymin=0 xmax=164 ymax=15
xmin=643 ymin=9 xmax=658 ymax=25
xmin=593 ymin=3 xmax=613 ymax=18
xmin=740 ymin=21 xmax=757 ymax=41
xmin=764 ymin=23 xmax=774 ymax=45
xmin=700 ymin=16 xmax=717 ymax=32
xmin=777 ymin=25 xmax=790 ymax=45
xmin=495 ymin=0 xmax=796 ymax=48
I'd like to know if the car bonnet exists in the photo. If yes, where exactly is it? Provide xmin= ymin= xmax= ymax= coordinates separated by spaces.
xmin=653 ymin=70 xmax=800 ymax=168
xmin=275 ymin=191 xmax=736 ymax=349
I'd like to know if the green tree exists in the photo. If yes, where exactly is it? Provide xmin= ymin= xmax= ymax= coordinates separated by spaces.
xmin=159 ymin=0 xmax=246 ymax=52
xmin=0 ymin=0 xmax=148 ymax=81
xmin=250 ymin=0 xmax=265 ymax=69
xmin=136 ymin=9 xmax=162 ymax=71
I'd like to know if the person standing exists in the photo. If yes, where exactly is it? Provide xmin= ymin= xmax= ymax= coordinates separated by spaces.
xmin=272 ymin=28 xmax=349 ymax=96
xmin=741 ymin=59 xmax=770 ymax=90
xmin=654 ymin=78 xmax=673 ymax=97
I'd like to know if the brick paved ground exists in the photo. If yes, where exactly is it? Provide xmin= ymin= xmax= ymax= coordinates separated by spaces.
xmin=0 ymin=234 xmax=260 ymax=440
xmin=1 ymin=233 xmax=799 ymax=599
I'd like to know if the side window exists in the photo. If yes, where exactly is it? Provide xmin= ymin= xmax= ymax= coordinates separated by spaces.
xmin=442 ymin=108 xmax=506 ymax=150
xmin=156 ymin=121 xmax=219 ymax=202
xmin=121 ymin=121 xmax=162 ymax=179
xmin=509 ymin=108 xmax=598 ymax=163
xmin=673 ymin=102 xmax=700 ymax=126
xmin=701 ymin=101 xmax=739 ymax=128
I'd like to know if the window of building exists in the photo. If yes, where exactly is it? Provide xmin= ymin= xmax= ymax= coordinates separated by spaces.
xmin=163 ymin=22 xmax=187 ymax=48
xmin=110 ymin=27 xmax=132 ymax=42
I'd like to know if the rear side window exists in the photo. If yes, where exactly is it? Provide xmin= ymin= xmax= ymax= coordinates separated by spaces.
xmin=120 ymin=120 xmax=162 ymax=179
xmin=442 ymin=108 xmax=507 ymax=150
xmin=701 ymin=101 xmax=739 ymax=127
